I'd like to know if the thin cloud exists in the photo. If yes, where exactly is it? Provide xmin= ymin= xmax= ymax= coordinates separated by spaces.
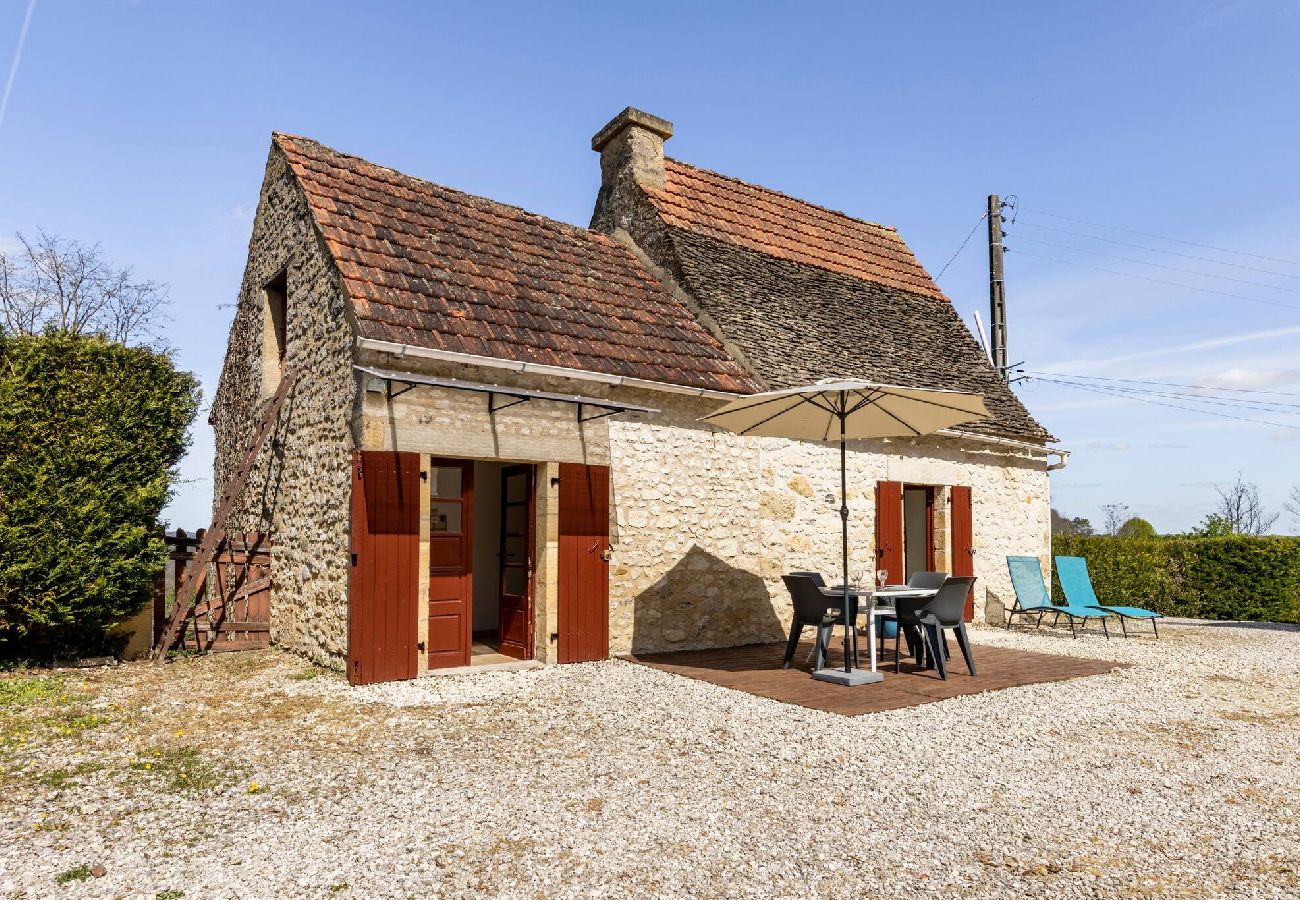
xmin=1198 ymin=366 xmax=1300 ymax=390
xmin=1055 ymin=325 xmax=1300 ymax=372
xmin=0 ymin=0 xmax=36 ymax=134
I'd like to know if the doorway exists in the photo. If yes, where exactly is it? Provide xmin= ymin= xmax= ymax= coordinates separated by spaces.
xmin=466 ymin=461 xmax=535 ymax=664
xmin=902 ymin=485 xmax=936 ymax=581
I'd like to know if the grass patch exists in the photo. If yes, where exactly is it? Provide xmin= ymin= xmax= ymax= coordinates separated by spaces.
xmin=130 ymin=745 xmax=234 ymax=792
xmin=41 ymin=711 xmax=112 ymax=736
xmin=156 ymin=890 xmax=184 ymax=900
xmin=0 ymin=675 xmax=69 ymax=707
xmin=54 ymin=864 xmax=93 ymax=884
xmin=288 ymin=667 xmax=328 ymax=681
xmin=36 ymin=761 xmax=103 ymax=789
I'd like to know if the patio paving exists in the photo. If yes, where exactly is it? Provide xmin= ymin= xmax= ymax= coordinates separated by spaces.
xmin=625 ymin=633 xmax=1122 ymax=715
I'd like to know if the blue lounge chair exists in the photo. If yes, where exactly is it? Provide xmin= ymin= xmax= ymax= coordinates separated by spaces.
xmin=1005 ymin=556 xmax=1111 ymax=638
xmin=1055 ymin=555 xmax=1162 ymax=639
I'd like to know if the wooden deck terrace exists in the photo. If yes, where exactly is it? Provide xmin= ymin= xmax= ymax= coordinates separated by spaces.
xmin=625 ymin=634 xmax=1122 ymax=716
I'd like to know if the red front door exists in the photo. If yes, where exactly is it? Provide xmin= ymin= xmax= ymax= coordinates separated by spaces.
xmin=427 ymin=460 xmax=473 ymax=669
xmin=951 ymin=485 xmax=976 ymax=621
xmin=558 ymin=463 xmax=610 ymax=664
xmin=497 ymin=465 xmax=534 ymax=660
xmin=349 ymin=451 xmax=420 ymax=685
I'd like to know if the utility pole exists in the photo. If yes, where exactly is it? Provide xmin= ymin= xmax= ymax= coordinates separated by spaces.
xmin=987 ymin=194 xmax=1008 ymax=380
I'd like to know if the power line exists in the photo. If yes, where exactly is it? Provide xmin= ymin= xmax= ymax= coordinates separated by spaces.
xmin=1030 ymin=376 xmax=1300 ymax=414
xmin=1039 ymin=378 xmax=1300 ymax=431
xmin=1014 ymin=220 xmax=1300 ymax=281
xmin=1021 ymin=370 xmax=1300 ymax=399
xmin=1017 ymin=206 xmax=1300 ymax=268
xmin=1005 ymin=248 xmax=1300 ymax=312
xmin=1009 ymin=233 xmax=1300 ymax=295
xmin=935 ymin=212 xmax=987 ymax=279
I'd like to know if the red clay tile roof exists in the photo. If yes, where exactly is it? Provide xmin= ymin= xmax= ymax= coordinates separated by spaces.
xmin=644 ymin=159 xmax=946 ymax=300
xmin=273 ymin=134 xmax=759 ymax=394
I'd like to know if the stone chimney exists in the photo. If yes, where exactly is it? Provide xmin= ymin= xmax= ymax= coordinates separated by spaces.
xmin=590 ymin=107 xmax=673 ymax=234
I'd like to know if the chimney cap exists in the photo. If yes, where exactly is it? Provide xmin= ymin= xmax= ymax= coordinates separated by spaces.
xmin=591 ymin=107 xmax=674 ymax=152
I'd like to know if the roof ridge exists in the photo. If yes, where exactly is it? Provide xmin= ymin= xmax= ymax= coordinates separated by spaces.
xmin=273 ymin=132 xmax=618 ymax=249
xmin=663 ymin=156 xmax=899 ymax=233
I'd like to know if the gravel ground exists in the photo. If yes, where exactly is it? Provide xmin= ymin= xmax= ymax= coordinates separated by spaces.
xmin=1 ymin=621 xmax=1298 ymax=899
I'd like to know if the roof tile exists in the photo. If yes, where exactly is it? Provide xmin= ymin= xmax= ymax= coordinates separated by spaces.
xmin=646 ymin=159 xmax=946 ymax=299
xmin=273 ymin=134 xmax=759 ymax=394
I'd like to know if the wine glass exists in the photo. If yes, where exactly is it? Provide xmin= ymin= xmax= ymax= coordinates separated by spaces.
xmin=876 ymin=568 xmax=889 ymax=589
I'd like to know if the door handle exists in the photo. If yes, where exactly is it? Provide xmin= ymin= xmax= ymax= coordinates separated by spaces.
xmin=588 ymin=542 xmax=599 ymax=553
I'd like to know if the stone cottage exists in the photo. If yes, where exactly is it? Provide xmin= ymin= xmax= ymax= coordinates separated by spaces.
xmin=210 ymin=107 xmax=1061 ymax=684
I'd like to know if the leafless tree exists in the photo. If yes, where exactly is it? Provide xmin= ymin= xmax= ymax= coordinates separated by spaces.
xmin=1284 ymin=485 xmax=1300 ymax=529
xmin=1101 ymin=502 xmax=1129 ymax=536
xmin=1213 ymin=473 xmax=1278 ymax=536
xmin=0 ymin=230 xmax=168 ymax=345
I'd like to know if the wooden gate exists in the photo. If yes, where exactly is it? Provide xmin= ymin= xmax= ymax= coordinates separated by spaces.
xmin=558 ymin=463 xmax=610 ymax=664
xmin=950 ymin=485 xmax=976 ymax=621
xmin=152 ymin=529 xmax=271 ymax=653
xmin=874 ymin=480 xmax=904 ymax=582
xmin=349 ymin=450 xmax=421 ymax=685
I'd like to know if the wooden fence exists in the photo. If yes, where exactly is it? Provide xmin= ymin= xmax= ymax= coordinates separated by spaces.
xmin=154 ymin=528 xmax=272 ymax=653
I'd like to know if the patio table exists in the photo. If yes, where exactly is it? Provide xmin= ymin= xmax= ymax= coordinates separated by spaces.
xmin=821 ymin=585 xmax=939 ymax=674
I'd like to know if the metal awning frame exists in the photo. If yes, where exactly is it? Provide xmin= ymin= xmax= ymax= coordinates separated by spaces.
xmin=355 ymin=365 xmax=658 ymax=424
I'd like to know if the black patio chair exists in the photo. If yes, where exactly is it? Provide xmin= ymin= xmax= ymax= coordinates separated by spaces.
xmin=877 ymin=571 xmax=948 ymax=655
xmin=893 ymin=576 xmax=977 ymax=680
xmin=781 ymin=574 xmax=851 ymax=671
xmin=908 ymin=571 xmax=949 ymax=590
xmin=789 ymin=571 xmax=827 ymax=587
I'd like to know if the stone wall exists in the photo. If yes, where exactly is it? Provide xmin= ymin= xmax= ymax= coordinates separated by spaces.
xmin=607 ymin=400 xmax=1051 ymax=653
xmin=356 ymin=351 xmax=1051 ymax=657
xmin=208 ymin=144 xmax=359 ymax=668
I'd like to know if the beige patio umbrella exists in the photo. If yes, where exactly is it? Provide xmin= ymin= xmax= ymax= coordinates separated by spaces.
xmin=701 ymin=380 xmax=988 ymax=686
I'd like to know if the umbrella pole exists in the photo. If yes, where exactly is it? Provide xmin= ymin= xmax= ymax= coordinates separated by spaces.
xmin=839 ymin=403 xmax=852 ymax=674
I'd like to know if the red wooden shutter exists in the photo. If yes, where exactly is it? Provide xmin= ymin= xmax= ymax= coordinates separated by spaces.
xmin=558 ymin=463 xmax=610 ymax=664
xmin=950 ymin=485 xmax=975 ymax=621
xmin=348 ymin=450 xmax=420 ymax=685
xmin=875 ymin=481 xmax=904 ymax=583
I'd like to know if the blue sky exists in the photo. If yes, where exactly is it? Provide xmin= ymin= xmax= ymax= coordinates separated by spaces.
xmin=2 ymin=0 xmax=1299 ymax=534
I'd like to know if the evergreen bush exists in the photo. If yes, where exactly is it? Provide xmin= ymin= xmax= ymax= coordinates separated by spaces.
xmin=0 ymin=333 xmax=201 ymax=659
xmin=1052 ymin=534 xmax=1300 ymax=623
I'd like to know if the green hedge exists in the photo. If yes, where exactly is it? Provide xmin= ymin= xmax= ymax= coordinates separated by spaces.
xmin=1052 ymin=535 xmax=1300 ymax=623
xmin=0 ymin=333 xmax=201 ymax=659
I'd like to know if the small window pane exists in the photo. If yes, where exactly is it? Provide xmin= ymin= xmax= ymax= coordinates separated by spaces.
xmin=504 ymin=535 xmax=528 ymax=565
xmin=505 ymin=505 xmax=527 ymax=534
xmin=503 ymin=566 xmax=528 ymax=595
xmin=430 ymin=467 xmax=462 ymax=499
xmin=431 ymin=501 xmax=462 ymax=534
xmin=505 ymin=472 xmax=529 ymax=503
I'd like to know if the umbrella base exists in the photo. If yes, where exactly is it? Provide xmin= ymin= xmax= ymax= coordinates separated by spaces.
xmin=811 ymin=667 xmax=884 ymax=686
